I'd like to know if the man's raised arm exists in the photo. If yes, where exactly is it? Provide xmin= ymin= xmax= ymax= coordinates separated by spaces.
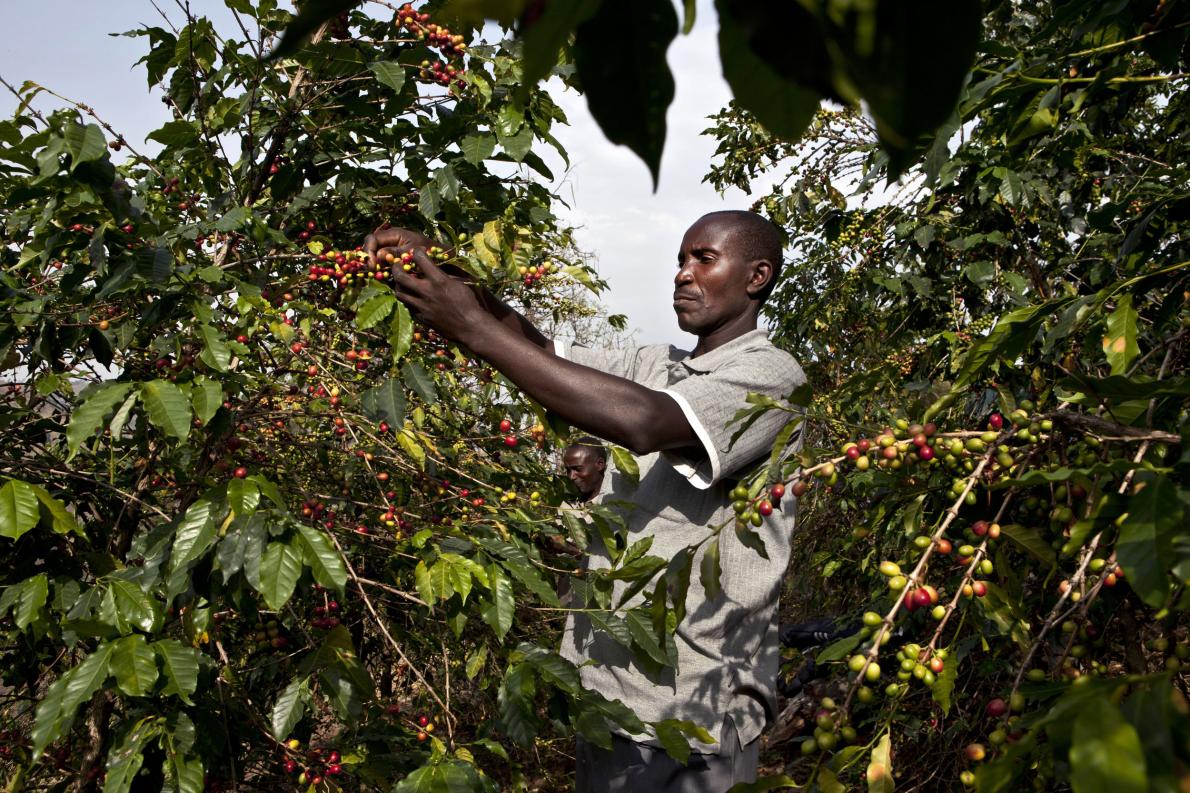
xmin=364 ymin=234 xmax=700 ymax=458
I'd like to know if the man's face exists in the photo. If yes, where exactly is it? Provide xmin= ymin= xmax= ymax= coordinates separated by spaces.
xmin=563 ymin=447 xmax=605 ymax=501
xmin=672 ymin=215 xmax=764 ymax=336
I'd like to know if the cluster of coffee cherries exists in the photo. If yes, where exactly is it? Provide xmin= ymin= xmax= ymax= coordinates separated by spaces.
xmin=309 ymin=587 xmax=344 ymax=631
xmin=384 ymin=245 xmax=450 ymax=272
xmin=729 ymin=481 xmax=784 ymax=528
xmin=252 ymin=619 xmax=289 ymax=653
xmin=414 ymin=713 xmax=436 ymax=742
xmin=798 ymin=697 xmax=857 ymax=755
xmin=281 ymin=740 xmax=344 ymax=786
xmin=518 ymin=260 xmax=555 ymax=288
xmin=308 ymin=247 xmax=385 ymax=287
xmin=418 ymin=60 xmax=466 ymax=88
xmin=396 ymin=3 xmax=466 ymax=57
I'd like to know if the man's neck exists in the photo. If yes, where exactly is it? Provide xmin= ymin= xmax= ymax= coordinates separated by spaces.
xmin=692 ymin=315 xmax=759 ymax=358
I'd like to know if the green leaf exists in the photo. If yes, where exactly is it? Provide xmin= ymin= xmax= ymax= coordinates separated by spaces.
xmin=106 ymin=577 xmax=159 ymax=633
xmin=402 ymin=361 xmax=437 ymax=404
xmin=139 ymin=380 xmax=192 ymax=441
xmin=28 ymin=483 xmax=83 ymax=536
xmin=227 ymin=478 xmax=260 ymax=516
xmin=354 ymin=291 xmax=396 ymax=330
xmin=728 ymin=775 xmax=803 ymax=792
xmin=516 ymin=0 xmax=601 ymax=103
xmin=715 ymin=0 xmax=820 ymax=141
xmin=1117 ymin=477 xmax=1181 ymax=607
xmin=190 ymin=377 xmax=223 ymax=425
xmin=295 ymin=523 xmax=348 ymax=590
xmin=461 ymin=133 xmax=497 ymax=166
xmin=389 ymin=301 xmax=415 ymax=360
xmin=103 ymin=717 xmax=162 ymax=793
xmin=146 ymin=119 xmax=199 ymax=148
xmin=867 ymin=731 xmax=894 ymax=793
xmin=609 ymin=446 xmax=639 ymax=486
xmin=197 ymin=324 xmax=231 ymax=372
xmin=111 ymin=635 xmax=159 ymax=697
xmin=361 ymin=378 xmax=406 ymax=427
xmin=625 ymin=608 xmax=670 ymax=666
xmin=169 ymin=499 xmax=216 ymax=573
xmin=479 ymin=564 xmax=515 ymax=640
xmin=1103 ymin=294 xmax=1140 ymax=375
xmin=572 ymin=0 xmax=677 ymax=188
xmin=269 ymin=0 xmax=361 ymax=59
xmin=66 ymin=382 xmax=134 ymax=459
xmin=0 ymin=573 xmax=48 ymax=630
xmin=271 ymin=676 xmax=309 ymax=740
xmin=32 ymin=642 xmax=115 ymax=756
xmin=0 ymin=479 xmax=40 ymax=540
xmin=393 ymin=758 xmax=487 ymax=793
xmin=64 ymin=121 xmax=106 ymax=171
xmin=699 ymin=538 xmax=722 ymax=601
xmin=153 ymin=639 xmax=200 ymax=704
xmin=998 ymin=524 xmax=1056 ymax=569
xmin=257 ymin=540 xmax=303 ymax=609
xmin=816 ymin=631 xmax=863 ymax=663
xmin=1070 ymin=697 xmax=1147 ymax=793
xmin=652 ymin=718 xmax=716 ymax=764
xmin=369 ymin=60 xmax=406 ymax=93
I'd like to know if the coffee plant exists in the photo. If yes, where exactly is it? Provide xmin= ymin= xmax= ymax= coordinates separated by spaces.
xmin=1 ymin=0 xmax=1187 ymax=791
xmin=701 ymin=0 xmax=1190 ymax=790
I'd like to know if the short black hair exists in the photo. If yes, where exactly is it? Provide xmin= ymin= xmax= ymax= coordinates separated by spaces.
xmin=566 ymin=436 xmax=607 ymax=463
xmin=702 ymin=210 xmax=784 ymax=304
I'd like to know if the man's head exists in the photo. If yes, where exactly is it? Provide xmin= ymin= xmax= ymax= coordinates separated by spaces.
xmin=562 ymin=438 xmax=607 ymax=501
xmin=672 ymin=211 xmax=784 ymax=338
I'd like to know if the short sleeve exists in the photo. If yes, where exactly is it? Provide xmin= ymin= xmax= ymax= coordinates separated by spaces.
xmin=661 ymin=349 xmax=805 ymax=489
xmin=553 ymin=339 xmax=639 ymax=379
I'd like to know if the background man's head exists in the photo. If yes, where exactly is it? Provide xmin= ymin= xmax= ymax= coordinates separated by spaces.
xmin=563 ymin=438 xmax=607 ymax=501
xmin=672 ymin=211 xmax=784 ymax=336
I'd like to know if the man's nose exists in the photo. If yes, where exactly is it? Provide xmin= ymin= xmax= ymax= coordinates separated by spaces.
xmin=675 ymin=261 xmax=694 ymax=285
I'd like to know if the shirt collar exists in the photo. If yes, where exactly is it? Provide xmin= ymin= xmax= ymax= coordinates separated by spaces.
xmin=675 ymin=328 xmax=770 ymax=373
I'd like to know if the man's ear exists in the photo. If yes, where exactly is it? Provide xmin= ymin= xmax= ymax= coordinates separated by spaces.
xmin=747 ymin=259 xmax=774 ymax=298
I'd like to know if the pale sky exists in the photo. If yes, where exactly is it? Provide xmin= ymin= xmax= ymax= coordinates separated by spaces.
xmin=0 ymin=0 xmax=778 ymax=347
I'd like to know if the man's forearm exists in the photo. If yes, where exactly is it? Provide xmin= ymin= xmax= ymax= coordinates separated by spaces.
xmin=459 ymin=314 xmax=697 ymax=456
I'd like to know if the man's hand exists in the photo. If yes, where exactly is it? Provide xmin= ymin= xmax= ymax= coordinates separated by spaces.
xmin=387 ymin=247 xmax=489 ymax=345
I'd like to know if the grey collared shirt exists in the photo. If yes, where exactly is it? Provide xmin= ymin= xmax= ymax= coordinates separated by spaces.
xmin=554 ymin=329 xmax=806 ymax=753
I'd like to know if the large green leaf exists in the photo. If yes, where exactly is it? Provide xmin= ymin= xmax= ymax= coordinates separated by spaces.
xmin=197 ymin=324 xmax=231 ymax=372
xmin=32 ymin=642 xmax=116 ymax=756
xmin=169 ymin=499 xmax=216 ymax=573
xmin=111 ymin=635 xmax=159 ymax=697
xmin=28 ymin=483 xmax=83 ymax=536
xmin=66 ymin=382 xmax=135 ymax=459
xmin=354 ymin=291 xmax=396 ymax=330
xmin=190 ymin=377 xmax=223 ymax=425
xmin=0 ymin=478 xmax=40 ymax=540
xmin=479 ymin=564 xmax=515 ymax=640
xmin=516 ymin=0 xmax=602 ymax=100
xmin=271 ymin=676 xmax=309 ymax=740
xmin=609 ymin=446 xmax=639 ymax=487
xmin=361 ymin=377 xmax=406 ymax=427
xmin=369 ymin=61 xmax=406 ymax=93
xmin=257 ymin=539 xmax=303 ymax=609
xmin=388 ymin=299 xmax=415 ymax=360
xmin=1103 ymin=294 xmax=1140 ymax=375
xmin=269 ymin=0 xmax=362 ymax=59
xmin=1116 ymin=476 xmax=1181 ymax=607
xmin=715 ymin=0 xmax=820 ymax=141
xmin=153 ymin=639 xmax=201 ymax=705
xmin=295 ymin=523 xmax=348 ymax=590
xmin=699 ymin=538 xmax=722 ymax=601
xmin=139 ymin=380 xmax=192 ymax=441
xmin=572 ymin=0 xmax=677 ymax=188
xmin=103 ymin=717 xmax=163 ymax=793
xmin=1069 ymin=697 xmax=1146 ymax=793
xmin=64 ymin=121 xmax=106 ymax=171
xmin=393 ymin=758 xmax=487 ymax=793
xmin=0 ymin=573 xmax=48 ymax=630
xmin=105 ymin=577 xmax=160 ymax=633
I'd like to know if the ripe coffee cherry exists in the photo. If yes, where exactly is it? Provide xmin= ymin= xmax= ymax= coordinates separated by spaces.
xmin=988 ymin=412 xmax=1004 ymax=430
xmin=986 ymin=698 xmax=1008 ymax=718
xmin=770 ymin=483 xmax=785 ymax=500
xmin=499 ymin=419 xmax=512 ymax=432
xmin=912 ymin=588 xmax=933 ymax=608
xmin=757 ymin=499 xmax=773 ymax=516
xmin=233 ymin=466 xmax=248 ymax=479
xmin=503 ymin=435 xmax=518 ymax=447
xmin=918 ymin=445 xmax=935 ymax=461
xmin=791 ymin=481 xmax=809 ymax=498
